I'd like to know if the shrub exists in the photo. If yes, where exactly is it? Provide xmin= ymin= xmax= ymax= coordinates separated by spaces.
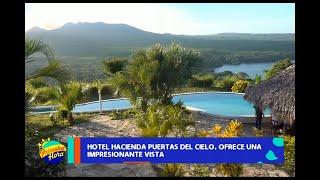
xmin=42 ymin=81 xmax=87 ymax=125
xmin=135 ymin=104 xmax=194 ymax=137
xmin=189 ymin=164 xmax=211 ymax=177
xmin=57 ymin=109 xmax=68 ymax=120
xmin=135 ymin=104 xmax=172 ymax=137
xmin=109 ymin=110 xmax=134 ymax=120
xmin=27 ymin=77 xmax=48 ymax=89
xmin=25 ymin=92 xmax=33 ymax=113
xmin=161 ymin=163 xmax=185 ymax=177
xmin=231 ymin=80 xmax=250 ymax=93
xmin=215 ymin=71 xmax=233 ymax=77
xmin=197 ymin=130 xmax=209 ymax=137
xmin=102 ymin=57 xmax=127 ymax=76
xmin=283 ymin=135 xmax=295 ymax=175
xmin=215 ymin=75 xmax=239 ymax=91
xmin=215 ymin=163 xmax=243 ymax=177
xmin=188 ymin=78 xmax=213 ymax=87
xmin=188 ymin=74 xmax=214 ymax=87
xmin=122 ymin=109 xmax=135 ymax=118
xmin=254 ymin=74 xmax=262 ymax=85
xmin=174 ymin=100 xmax=185 ymax=110
xmin=214 ymin=120 xmax=243 ymax=138
xmin=49 ymin=113 xmax=59 ymax=126
xmin=252 ymin=127 xmax=264 ymax=137
xmin=264 ymin=58 xmax=292 ymax=80
xmin=212 ymin=120 xmax=243 ymax=177
xmin=212 ymin=124 xmax=222 ymax=135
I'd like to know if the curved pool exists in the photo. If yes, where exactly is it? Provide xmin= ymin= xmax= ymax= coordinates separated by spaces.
xmin=31 ymin=92 xmax=270 ymax=117
xmin=173 ymin=92 xmax=270 ymax=117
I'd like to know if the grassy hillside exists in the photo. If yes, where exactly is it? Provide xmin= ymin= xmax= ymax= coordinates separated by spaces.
xmin=26 ymin=22 xmax=295 ymax=81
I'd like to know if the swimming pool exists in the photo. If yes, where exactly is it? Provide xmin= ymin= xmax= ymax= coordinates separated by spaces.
xmin=31 ymin=92 xmax=270 ymax=117
xmin=173 ymin=92 xmax=270 ymax=117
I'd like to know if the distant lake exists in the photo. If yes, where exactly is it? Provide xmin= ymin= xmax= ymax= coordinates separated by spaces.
xmin=214 ymin=61 xmax=295 ymax=78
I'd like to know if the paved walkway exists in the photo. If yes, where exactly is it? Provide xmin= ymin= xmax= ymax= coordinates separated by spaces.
xmin=53 ymin=114 xmax=290 ymax=177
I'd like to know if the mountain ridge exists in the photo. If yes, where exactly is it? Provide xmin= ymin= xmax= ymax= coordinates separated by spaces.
xmin=27 ymin=22 xmax=294 ymax=37
xmin=26 ymin=22 xmax=295 ymax=57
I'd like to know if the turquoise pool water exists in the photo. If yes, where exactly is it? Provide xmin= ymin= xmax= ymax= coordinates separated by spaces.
xmin=173 ymin=92 xmax=269 ymax=117
xmin=31 ymin=92 xmax=270 ymax=117
xmin=75 ymin=98 xmax=131 ymax=113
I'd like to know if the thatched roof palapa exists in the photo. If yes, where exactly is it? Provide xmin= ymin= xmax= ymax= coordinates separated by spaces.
xmin=244 ymin=64 xmax=295 ymax=126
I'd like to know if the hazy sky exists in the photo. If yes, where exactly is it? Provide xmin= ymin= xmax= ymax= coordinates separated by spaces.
xmin=25 ymin=3 xmax=295 ymax=35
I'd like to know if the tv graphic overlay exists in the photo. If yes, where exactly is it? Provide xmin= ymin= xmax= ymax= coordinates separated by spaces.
xmin=38 ymin=138 xmax=66 ymax=165
xmin=25 ymin=3 xmax=295 ymax=177
xmin=67 ymin=137 xmax=284 ymax=164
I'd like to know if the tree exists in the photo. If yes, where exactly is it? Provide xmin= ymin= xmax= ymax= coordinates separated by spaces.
xmin=215 ymin=75 xmax=239 ymax=91
xmin=25 ymin=37 xmax=70 ymax=116
xmin=254 ymin=74 xmax=262 ymax=85
xmin=231 ymin=80 xmax=250 ymax=93
xmin=102 ymin=57 xmax=127 ymax=77
xmin=25 ymin=37 xmax=54 ymax=62
xmin=90 ymin=80 xmax=108 ymax=114
xmin=188 ymin=77 xmax=213 ymax=87
xmin=237 ymin=72 xmax=249 ymax=80
xmin=25 ymin=80 xmax=54 ymax=105
xmin=107 ymin=52 xmax=154 ymax=112
xmin=25 ymin=37 xmax=69 ymax=82
xmin=264 ymin=58 xmax=292 ymax=80
xmin=108 ymin=43 xmax=201 ymax=112
xmin=216 ymin=71 xmax=233 ymax=77
xmin=42 ymin=81 xmax=88 ymax=125
xmin=148 ymin=44 xmax=200 ymax=104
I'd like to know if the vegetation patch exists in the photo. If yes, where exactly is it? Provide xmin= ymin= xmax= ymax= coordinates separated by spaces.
xmin=161 ymin=163 xmax=185 ymax=177
xmin=282 ymin=135 xmax=295 ymax=176
xmin=211 ymin=120 xmax=244 ymax=177
xmin=109 ymin=109 xmax=135 ymax=120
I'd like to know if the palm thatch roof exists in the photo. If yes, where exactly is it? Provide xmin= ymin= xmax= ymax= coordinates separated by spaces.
xmin=244 ymin=64 xmax=295 ymax=126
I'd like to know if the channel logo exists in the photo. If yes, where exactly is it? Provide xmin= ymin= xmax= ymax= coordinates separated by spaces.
xmin=38 ymin=138 xmax=66 ymax=165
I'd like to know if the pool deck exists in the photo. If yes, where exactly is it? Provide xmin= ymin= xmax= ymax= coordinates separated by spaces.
xmin=185 ymin=106 xmax=270 ymax=124
xmin=30 ymin=91 xmax=269 ymax=118
xmin=31 ymin=107 xmax=270 ymax=125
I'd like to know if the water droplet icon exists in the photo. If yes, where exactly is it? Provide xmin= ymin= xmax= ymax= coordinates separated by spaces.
xmin=272 ymin=138 xmax=284 ymax=147
xmin=266 ymin=150 xmax=278 ymax=161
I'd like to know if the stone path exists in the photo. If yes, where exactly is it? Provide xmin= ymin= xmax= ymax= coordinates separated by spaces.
xmin=53 ymin=113 xmax=290 ymax=177
xmin=65 ymin=163 xmax=157 ymax=177
xmin=54 ymin=115 xmax=158 ymax=177
xmin=240 ymin=164 xmax=289 ymax=177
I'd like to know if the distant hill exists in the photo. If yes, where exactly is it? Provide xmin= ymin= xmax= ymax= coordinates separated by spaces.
xmin=26 ymin=22 xmax=295 ymax=57
xmin=194 ymin=33 xmax=295 ymax=41
xmin=26 ymin=22 xmax=295 ymax=81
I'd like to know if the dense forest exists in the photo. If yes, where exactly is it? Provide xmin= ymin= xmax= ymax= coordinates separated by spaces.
xmin=26 ymin=22 xmax=295 ymax=81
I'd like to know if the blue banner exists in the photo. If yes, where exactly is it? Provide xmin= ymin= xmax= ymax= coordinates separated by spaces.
xmin=77 ymin=137 xmax=284 ymax=164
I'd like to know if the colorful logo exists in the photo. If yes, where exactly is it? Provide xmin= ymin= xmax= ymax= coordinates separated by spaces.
xmin=38 ymin=138 xmax=66 ymax=165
